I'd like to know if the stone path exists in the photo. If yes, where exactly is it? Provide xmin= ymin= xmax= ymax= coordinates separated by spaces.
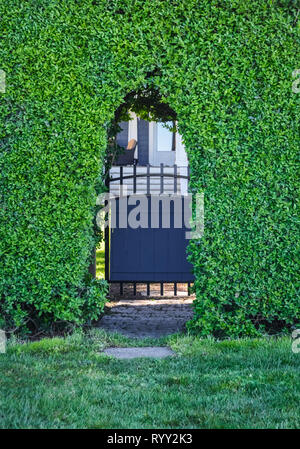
xmin=98 ymin=298 xmax=194 ymax=338
xmin=103 ymin=346 xmax=175 ymax=359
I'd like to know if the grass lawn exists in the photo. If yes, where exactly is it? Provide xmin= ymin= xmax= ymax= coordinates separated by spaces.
xmin=96 ymin=240 xmax=105 ymax=279
xmin=0 ymin=331 xmax=299 ymax=429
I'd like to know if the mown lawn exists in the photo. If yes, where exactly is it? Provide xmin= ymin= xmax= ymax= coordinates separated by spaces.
xmin=96 ymin=240 xmax=105 ymax=279
xmin=0 ymin=331 xmax=299 ymax=429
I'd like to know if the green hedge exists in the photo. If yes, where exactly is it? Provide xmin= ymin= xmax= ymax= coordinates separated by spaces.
xmin=0 ymin=0 xmax=299 ymax=335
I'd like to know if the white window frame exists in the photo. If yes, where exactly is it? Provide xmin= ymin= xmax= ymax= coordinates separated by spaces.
xmin=149 ymin=122 xmax=175 ymax=166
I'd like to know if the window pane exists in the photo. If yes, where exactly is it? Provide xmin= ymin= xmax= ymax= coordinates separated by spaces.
xmin=157 ymin=121 xmax=173 ymax=151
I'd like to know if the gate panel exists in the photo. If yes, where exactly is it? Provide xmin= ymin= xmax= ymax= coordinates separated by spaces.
xmin=109 ymin=195 xmax=194 ymax=282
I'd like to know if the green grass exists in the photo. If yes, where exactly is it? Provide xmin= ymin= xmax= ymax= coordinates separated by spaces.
xmin=0 ymin=331 xmax=299 ymax=429
xmin=96 ymin=240 xmax=105 ymax=279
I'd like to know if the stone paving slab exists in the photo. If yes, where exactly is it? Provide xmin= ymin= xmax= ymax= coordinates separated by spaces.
xmin=98 ymin=298 xmax=194 ymax=338
xmin=103 ymin=346 xmax=175 ymax=359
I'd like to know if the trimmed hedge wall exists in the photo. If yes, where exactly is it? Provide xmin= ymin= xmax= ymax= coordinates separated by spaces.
xmin=0 ymin=0 xmax=299 ymax=335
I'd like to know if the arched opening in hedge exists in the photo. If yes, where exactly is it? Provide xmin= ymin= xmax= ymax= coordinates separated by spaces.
xmin=92 ymin=81 xmax=194 ymax=298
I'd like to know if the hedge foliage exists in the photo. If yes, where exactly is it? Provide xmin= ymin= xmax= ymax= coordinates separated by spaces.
xmin=0 ymin=0 xmax=299 ymax=335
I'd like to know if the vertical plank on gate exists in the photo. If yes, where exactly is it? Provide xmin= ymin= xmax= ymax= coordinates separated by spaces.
xmin=147 ymin=282 xmax=150 ymax=296
xmin=133 ymin=164 xmax=136 ymax=194
xmin=147 ymin=164 xmax=150 ymax=195
xmin=160 ymin=282 xmax=164 ymax=296
xmin=174 ymin=164 xmax=177 ymax=193
xmin=174 ymin=282 xmax=177 ymax=296
xmin=160 ymin=163 xmax=164 ymax=194
xmin=120 ymin=166 xmax=123 ymax=195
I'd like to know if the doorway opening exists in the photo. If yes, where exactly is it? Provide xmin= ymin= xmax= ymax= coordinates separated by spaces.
xmin=94 ymin=84 xmax=194 ymax=298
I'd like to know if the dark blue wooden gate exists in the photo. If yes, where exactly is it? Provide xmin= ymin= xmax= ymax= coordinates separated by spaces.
xmin=109 ymin=195 xmax=194 ymax=282
xmin=107 ymin=165 xmax=195 ymax=291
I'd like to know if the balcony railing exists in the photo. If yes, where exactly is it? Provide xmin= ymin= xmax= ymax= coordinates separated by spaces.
xmin=109 ymin=163 xmax=190 ymax=195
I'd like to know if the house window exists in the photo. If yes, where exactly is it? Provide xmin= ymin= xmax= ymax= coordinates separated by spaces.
xmin=157 ymin=121 xmax=176 ymax=152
